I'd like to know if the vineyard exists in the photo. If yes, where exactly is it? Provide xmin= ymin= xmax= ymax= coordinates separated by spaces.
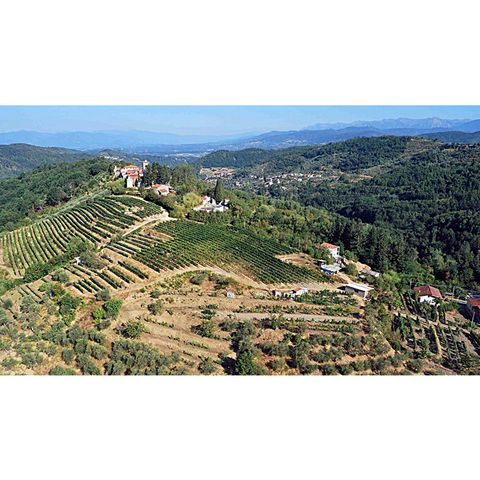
xmin=109 ymin=220 xmax=325 ymax=285
xmin=0 ymin=195 xmax=164 ymax=277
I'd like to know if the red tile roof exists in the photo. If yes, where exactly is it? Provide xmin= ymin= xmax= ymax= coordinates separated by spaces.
xmin=151 ymin=184 xmax=170 ymax=191
xmin=321 ymin=242 xmax=338 ymax=249
xmin=467 ymin=298 xmax=480 ymax=308
xmin=414 ymin=285 xmax=442 ymax=299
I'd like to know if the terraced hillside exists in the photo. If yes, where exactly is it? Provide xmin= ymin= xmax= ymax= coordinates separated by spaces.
xmin=107 ymin=220 xmax=325 ymax=285
xmin=0 ymin=195 xmax=165 ymax=277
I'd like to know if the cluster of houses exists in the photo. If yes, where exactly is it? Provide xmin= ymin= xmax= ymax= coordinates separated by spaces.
xmin=114 ymin=161 xmax=149 ymax=189
xmin=413 ymin=284 xmax=480 ymax=323
xmin=193 ymin=196 xmax=229 ymax=213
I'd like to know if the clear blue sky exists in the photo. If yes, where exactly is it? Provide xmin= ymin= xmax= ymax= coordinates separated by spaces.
xmin=0 ymin=106 xmax=479 ymax=135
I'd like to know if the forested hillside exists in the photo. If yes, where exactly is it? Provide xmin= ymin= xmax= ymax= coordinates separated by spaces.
xmin=199 ymin=138 xmax=480 ymax=289
xmin=422 ymin=130 xmax=480 ymax=144
xmin=0 ymin=158 xmax=112 ymax=231
xmin=0 ymin=144 xmax=91 ymax=178
xmin=200 ymin=136 xmax=434 ymax=173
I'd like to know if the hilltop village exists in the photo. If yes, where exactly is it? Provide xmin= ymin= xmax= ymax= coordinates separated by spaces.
xmin=114 ymin=161 xmax=229 ymax=213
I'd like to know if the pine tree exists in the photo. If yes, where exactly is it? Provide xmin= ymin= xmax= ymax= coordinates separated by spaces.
xmin=213 ymin=179 xmax=225 ymax=202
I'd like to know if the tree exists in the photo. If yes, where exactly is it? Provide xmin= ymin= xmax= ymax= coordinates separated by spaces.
xmin=213 ymin=179 xmax=225 ymax=202
xmin=236 ymin=350 xmax=260 ymax=375
xmin=62 ymin=348 xmax=75 ymax=365
xmin=52 ymin=270 xmax=70 ymax=284
xmin=343 ymin=262 xmax=358 ymax=277
xmin=46 ymin=187 xmax=66 ymax=206
xmin=182 ymin=192 xmax=202 ymax=210
xmin=195 ymin=320 xmax=216 ymax=338
xmin=104 ymin=299 xmax=123 ymax=319
xmin=110 ymin=178 xmax=126 ymax=195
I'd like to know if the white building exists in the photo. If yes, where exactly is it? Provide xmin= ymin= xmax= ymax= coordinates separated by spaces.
xmin=321 ymin=264 xmax=341 ymax=275
xmin=344 ymin=282 xmax=374 ymax=299
xmin=413 ymin=286 xmax=442 ymax=305
xmin=273 ymin=287 xmax=309 ymax=298
xmin=319 ymin=242 xmax=340 ymax=259
xmin=193 ymin=196 xmax=229 ymax=213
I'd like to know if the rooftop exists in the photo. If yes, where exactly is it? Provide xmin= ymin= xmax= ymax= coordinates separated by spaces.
xmin=467 ymin=298 xmax=480 ymax=308
xmin=321 ymin=242 xmax=339 ymax=249
xmin=345 ymin=282 xmax=374 ymax=292
xmin=414 ymin=285 xmax=442 ymax=299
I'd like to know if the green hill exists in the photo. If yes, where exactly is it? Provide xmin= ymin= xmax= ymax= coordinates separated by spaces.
xmin=421 ymin=130 xmax=480 ymax=144
xmin=0 ymin=157 xmax=113 ymax=231
xmin=0 ymin=143 xmax=92 ymax=178
xmin=200 ymin=136 xmax=436 ymax=173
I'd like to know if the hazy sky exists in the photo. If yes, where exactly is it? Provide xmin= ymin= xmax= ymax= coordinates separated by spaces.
xmin=0 ymin=106 xmax=479 ymax=135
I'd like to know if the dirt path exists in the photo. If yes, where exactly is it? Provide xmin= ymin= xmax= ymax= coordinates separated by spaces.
xmin=214 ymin=311 xmax=358 ymax=323
xmin=122 ymin=212 xmax=171 ymax=237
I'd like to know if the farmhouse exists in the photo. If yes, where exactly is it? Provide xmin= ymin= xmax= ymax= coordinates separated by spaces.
xmin=273 ymin=287 xmax=309 ymax=298
xmin=413 ymin=285 xmax=442 ymax=305
xmin=344 ymin=282 xmax=373 ymax=299
xmin=466 ymin=297 xmax=480 ymax=322
xmin=193 ymin=196 xmax=229 ymax=213
xmin=150 ymin=184 xmax=173 ymax=196
xmin=318 ymin=242 xmax=340 ymax=259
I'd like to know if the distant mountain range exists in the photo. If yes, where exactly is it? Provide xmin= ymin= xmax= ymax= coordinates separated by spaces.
xmin=303 ymin=117 xmax=470 ymax=131
xmin=0 ymin=130 xmax=254 ymax=151
xmin=1 ymin=117 xmax=480 ymax=158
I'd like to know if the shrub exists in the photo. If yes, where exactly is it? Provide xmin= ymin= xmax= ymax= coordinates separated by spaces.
xmin=49 ymin=366 xmax=76 ymax=375
xmin=119 ymin=321 xmax=146 ymax=339
xmin=194 ymin=320 xmax=216 ymax=338
xmin=268 ymin=358 xmax=287 ymax=372
xmin=147 ymin=300 xmax=163 ymax=316
xmin=96 ymin=288 xmax=111 ymax=302
xmin=62 ymin=348 xmax=75 ymax=365
xmin=407 ymin=358 xmax=424 ymax=373
xmin=52 ymin=270 xmax=70 ymax=284
xmin=322 ymin=364 xmax=338 ymax=375
xmin=198 ymin=357 xmax=216 ymax=375
xmin=104 ymin=299 xmax=123 ymax=319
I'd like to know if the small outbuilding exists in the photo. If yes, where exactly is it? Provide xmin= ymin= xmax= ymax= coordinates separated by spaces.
xmin=344 ymin=282 xmax=374 ymax=299
xmin=273 ymin=287 xmax=309 ymax=299
xmin=321 ymin=264 xmax=341 ymax=275
xmin=361 ymin=268 xmax=380 ymax=278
